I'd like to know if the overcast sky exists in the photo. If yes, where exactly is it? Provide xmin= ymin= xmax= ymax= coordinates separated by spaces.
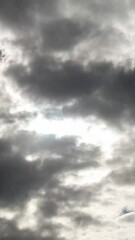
xmin=1 ymin=0 xmax=135 ymax=239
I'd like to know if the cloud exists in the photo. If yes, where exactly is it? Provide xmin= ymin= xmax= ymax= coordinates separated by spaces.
xmin=39 ymin=199 xmax=59 ymax=218
xmin=0 ymin=140 xmax=42 ymax=205
xmin=0 ymin=0 xmax=60 ymax=31
xmin=5 ymin=57 xmax=101 ymax=103
xmin=118 ymin=212 xmax=135 ymax=222
xmin=0 ymin=133 xmax=101 ymax=207
xmin=107 ymin=134 xmax=135 ymax=185
xmin=41 ymin=18 xmax=89 ymax=51
xmin=1 ymin=0 xmax=135 ymax=239
xmin=0 ymin=217 xmax=62 ymax=240
xmin=10 ymin=131 xmax=101 ymax=162
xmin=5 ymin=57 xmax=135 ymax=127
xmin=63 ymin=65 xmax=135 ymax=126
xmin=0 ymin=111 xmax=37 ymax=124
xmin=69 ymin=0 xmax=128 ymax=20
xmin=0 ymin=133 xmax=103 ymax=240
xmin=110 ymin=166 xmax=135 ymax=185
xmin=2 ymin=0 xmax=135 ymax=131
xmin=73 ymin=212 xmax=102 ymax=227
xmin=0 ymin=0 xmax=133 ymax=65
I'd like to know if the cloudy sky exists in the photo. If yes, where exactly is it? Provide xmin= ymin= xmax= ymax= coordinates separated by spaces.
xmin=1 ymin=0 xmax=135 ymax=239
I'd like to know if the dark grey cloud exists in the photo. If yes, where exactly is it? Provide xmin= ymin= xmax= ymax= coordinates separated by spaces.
xmin=63 ymin=64 xmax=135 ymax=126
xmin=0 ymin=0 xmax=33 ymax=30
xmin=0 ymin=0 xmax=60 ymax=31
xmin=0 ymin=135 xmax=102 ymax=240
xmin=0 ymin=133 xmax=101 ymax=207
xmin=0 ymin=136 xmax=101 ymax=240
xmin=41 ymin=18 xmax=89 ymax=51
xmin=6 ymin=57 xmax=100 ymax=103
xmin=0 ymin=139 xmax=42 ymax=205
xmin=6 ymin=57 xmax=135 ymax=126
xmin=0 ymin=134 xmax=103 ymax=239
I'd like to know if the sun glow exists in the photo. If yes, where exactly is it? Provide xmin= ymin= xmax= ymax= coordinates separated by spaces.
xmin=28 ymin=114 xmax=120 ymax=157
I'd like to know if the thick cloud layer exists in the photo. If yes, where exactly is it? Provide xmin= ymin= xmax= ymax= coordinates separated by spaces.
xmin=0 ymin=134 xmax=101 ymax=205
xmin=0 ymin=133 xmax=103 ymax=238
xmin=1 ymin=0 xmax=135 ymax=239
xmin=0 ymin=0 xmax=60 ymax=31
xmin=41 ymin=18 xmax=88 ymax=51
xmin=6 ymin=58 xmax=135 ymax=126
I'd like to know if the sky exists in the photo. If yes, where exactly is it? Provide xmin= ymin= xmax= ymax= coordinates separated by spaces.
xmin=1 ymin=0 xmax=135 ymax=239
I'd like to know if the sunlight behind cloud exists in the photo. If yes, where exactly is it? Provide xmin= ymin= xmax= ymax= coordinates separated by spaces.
xmin=28 ymin=115 xmax=120 ymax=157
